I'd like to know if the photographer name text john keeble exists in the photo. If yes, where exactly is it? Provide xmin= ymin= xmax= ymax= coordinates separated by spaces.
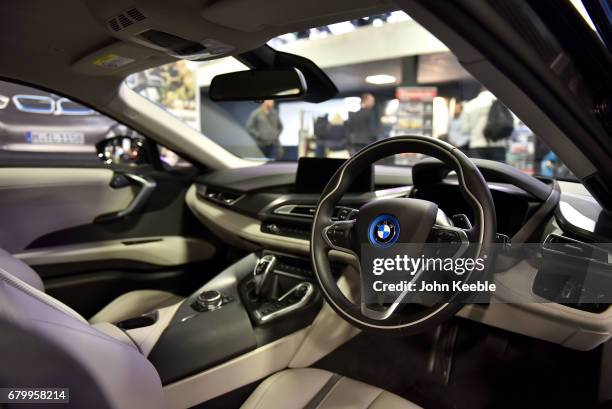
xmin=372 ymin=280 xmax=497 ymax=293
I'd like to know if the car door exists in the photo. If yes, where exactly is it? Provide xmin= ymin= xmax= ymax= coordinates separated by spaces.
xmin=0 ymin=79 xmax=225 ymax=318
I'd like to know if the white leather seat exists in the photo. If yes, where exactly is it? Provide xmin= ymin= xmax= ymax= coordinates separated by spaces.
xmin=241 ymin=368 xmax=421 ymax=409
xmin=0 ymin=249 xmax=166 ymax=409
xmin=0 ymin=248 xmax=183 ymax=324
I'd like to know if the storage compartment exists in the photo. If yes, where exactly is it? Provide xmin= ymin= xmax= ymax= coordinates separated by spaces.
xmin=533 ymin=234 xmax=612 ymax=313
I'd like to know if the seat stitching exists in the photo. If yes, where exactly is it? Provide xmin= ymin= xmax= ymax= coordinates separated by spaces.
xmin=0 ymin=266 xmax=86 ymax=323
xmin=30 ymin=317 xmax=139 ymax=351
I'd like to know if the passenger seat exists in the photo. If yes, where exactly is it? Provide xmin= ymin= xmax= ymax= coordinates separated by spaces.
xmin=0 ymin=248 xmax=183 ymax=324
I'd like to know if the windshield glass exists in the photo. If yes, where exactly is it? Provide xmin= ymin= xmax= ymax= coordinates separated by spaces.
xmin=127 ymin=11 xmax=573 ymax=179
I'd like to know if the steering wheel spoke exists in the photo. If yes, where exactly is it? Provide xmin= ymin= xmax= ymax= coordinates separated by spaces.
xmin=361 ymin=271 xmax=424 ymax=320
xmin=430 ymin=224 xmax=471 ymax=258
xmin=322 ymin=219 xmax=358 ymax=257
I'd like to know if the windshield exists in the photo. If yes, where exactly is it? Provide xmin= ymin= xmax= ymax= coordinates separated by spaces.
xmin=127 ymin=11 xmax=574 ymax=179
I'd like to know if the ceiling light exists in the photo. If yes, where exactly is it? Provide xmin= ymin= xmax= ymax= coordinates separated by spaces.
xmin=365 ymin=74 xmax=396 ymax=85
xmin=328 ymin=21 xmax=355 ymax=36
xmin=387 ymin=11 xmax=412 ymax=24
xmin=344 ymin=97 xmax=362 ymax=112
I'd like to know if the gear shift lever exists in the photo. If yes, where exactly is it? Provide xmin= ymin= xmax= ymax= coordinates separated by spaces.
xmin=253 ymin=255 xmax=276 ymax=298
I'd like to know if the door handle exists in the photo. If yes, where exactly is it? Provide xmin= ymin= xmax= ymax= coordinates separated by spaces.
xmin=96 ymin=173 xmax=156 ymax=222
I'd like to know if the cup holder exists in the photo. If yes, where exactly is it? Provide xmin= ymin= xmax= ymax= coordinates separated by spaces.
xmin=115 ymin=311 xmax=158 ymax=330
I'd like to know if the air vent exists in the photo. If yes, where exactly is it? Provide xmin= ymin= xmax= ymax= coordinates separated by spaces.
xmin=107 ymin=8 xmax=146 ymax=32
xmin=274 ymin=205 xmax=356 ymax=220
xmin=274 ymin=205 xmax=316 ymax=218
xmin=117 ymin=14 xmax=133 ymax=28
xmin=108 ymin=18 xmax=120 ymax=32
xmin=126 ymin=8 xmax=146 ymax=22
xmin=196 ymin=185 xmax=243 ymax=206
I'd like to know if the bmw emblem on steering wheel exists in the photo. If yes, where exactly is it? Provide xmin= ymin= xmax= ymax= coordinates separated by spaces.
xmin=368 ymin=214 xmax=401 ymax=248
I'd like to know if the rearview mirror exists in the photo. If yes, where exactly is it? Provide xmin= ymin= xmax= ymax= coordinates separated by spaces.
xmin=209 ymin=68 xmax=307 ymax=101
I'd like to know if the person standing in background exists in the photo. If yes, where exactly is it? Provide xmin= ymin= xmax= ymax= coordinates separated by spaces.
xmin=447 ymin=102 xmax=469 ymax=150
xmin=346 ymin=93 xmax=380 ymax=155
xmin=246 ymin=99 xmax=284 ymax=160
xmin=461 ymin=87 xmax=513 ymax=162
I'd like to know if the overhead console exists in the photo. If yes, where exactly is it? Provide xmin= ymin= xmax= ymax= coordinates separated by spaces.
xmin=82 ymin=0 xmax=394 ymax=69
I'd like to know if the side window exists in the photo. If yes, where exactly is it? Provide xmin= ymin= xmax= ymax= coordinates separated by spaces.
xmin=0 ymin=80 xmax=126 ymax=166
xmin=0 ymin=79 xmax=188 ymax=168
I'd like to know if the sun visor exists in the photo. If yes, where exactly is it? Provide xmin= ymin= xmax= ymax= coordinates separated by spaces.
xmin=72 ymin=42 xmax=170 ymax=76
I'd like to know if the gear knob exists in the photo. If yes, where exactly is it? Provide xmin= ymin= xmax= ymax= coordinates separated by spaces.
xmin=253 ymin=255 xmax=276 ymax=297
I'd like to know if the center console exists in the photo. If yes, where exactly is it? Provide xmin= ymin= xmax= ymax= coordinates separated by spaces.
xmin=147 ymin=252 xmax=322 ymax=385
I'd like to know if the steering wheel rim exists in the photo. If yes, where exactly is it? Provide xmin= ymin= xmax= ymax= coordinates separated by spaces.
xmin=310 ymin=135 xmax=497 ymax=334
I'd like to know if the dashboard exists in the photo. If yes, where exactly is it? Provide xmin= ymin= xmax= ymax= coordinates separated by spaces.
xmin=185 ymin=159 xmax=612 ymax=351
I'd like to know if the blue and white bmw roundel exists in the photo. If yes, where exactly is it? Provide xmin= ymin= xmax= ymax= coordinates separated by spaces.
xmin=377 ymin=224 xmax=392 ymax=240
xmin=368 ymin=214 xmax=400 ymax=248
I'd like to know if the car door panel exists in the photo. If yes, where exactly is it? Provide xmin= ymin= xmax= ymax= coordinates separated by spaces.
xmin=15 ymin=236 xmax=215 ymax=267
xmin=0 ymin=78 xmax=229 ymax=318
xmin=0 ymin=165 xmax=227 ymax=317
xmin=0 ymin=167 xmax=135 ymax=253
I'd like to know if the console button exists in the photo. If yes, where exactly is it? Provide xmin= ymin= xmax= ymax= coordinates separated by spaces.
xmin=193 ymin=290 xmax=223 ymax=311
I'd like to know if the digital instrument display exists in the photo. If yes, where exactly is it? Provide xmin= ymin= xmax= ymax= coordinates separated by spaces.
xmin=295 ymin=157 xmax=373 ymax=194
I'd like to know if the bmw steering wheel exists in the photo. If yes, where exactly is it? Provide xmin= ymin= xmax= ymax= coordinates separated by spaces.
xmin=310 ymin=135 xmax=497 ymax=334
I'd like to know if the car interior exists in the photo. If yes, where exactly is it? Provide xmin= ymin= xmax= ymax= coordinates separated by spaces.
xmin=1 ymin=0 xmax=612 ymax=408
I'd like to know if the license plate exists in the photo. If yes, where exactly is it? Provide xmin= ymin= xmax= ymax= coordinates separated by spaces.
xmin=25 ymin=131 xmax=85 ymax=145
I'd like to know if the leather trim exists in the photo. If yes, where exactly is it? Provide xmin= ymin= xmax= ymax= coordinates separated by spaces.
xmin=240 ymin=368 xmax=421 ymax=409
xmin=0 ymin=247 xmax=44 ymax=291
xmin=0 ymin=265 xmax=87 ymax=323
xmin=303 ymin=373 xmax=341 ymax=409
xmin=16 ymin=236 xmax=215 ymax=267
xmin=164 ymin=329 xmax=309 ymax=408
xmin=89 ymin=290 xmax=183 ymax=324
xmin=125 ymin=301 xmax=182 ymax=357
xmin=0 ymin=168 xmax=134 ymax=253
xmin=91 ymin=322 xmax=138 ymax=350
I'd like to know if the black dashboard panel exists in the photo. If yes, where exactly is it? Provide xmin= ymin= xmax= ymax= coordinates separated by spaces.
xmin=195 ymin=160 xmax=556 ymax=240
xmin=295 ymin=157 xmax=373 ymax=193
xmin=412 ymin=158 xmax=553 ymax=201
xmin=412 ymin=182 xmax=534 ymax=237
xmin=196 ymin=163 xmax=412 ymax=193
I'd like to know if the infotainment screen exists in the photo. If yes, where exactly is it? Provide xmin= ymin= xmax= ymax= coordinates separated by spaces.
xmin=295 ymin=157 xmax=373 ymax=194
